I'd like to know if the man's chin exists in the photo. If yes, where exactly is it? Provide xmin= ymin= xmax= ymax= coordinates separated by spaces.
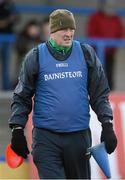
xmin=63 ymin=41 xmax=72 ymax=47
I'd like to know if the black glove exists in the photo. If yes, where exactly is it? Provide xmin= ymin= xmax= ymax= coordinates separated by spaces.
xmin=101 ymin=122 xmax=117 ymax=154
xmin=11 ymin=128 xmax=30 ymax=159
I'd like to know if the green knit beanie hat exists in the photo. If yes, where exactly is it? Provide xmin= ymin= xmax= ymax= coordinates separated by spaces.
xmin=49 ymin=9 xmax=76 ymax=33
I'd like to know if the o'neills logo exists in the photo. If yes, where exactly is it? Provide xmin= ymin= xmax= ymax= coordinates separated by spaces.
xmin=44 ymin=71 xmax=82 ymax=81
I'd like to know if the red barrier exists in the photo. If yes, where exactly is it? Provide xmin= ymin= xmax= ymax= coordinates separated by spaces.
xmin=26 ymin=113 xmax=39 ymax=179
xmin=109 ymin=93 xmax=125 ymax=178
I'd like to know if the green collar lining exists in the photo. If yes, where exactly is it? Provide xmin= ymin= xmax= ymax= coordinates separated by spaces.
xmin=48 ymin=37 xmax=71 ymax=54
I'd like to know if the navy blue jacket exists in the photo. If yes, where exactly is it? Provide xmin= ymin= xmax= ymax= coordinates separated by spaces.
xmin=9 ymin=41 xmax=113 ymax=129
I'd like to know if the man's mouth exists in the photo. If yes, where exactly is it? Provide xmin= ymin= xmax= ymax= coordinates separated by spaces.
xmin=64 ymin=39 xmax=71 ymax=41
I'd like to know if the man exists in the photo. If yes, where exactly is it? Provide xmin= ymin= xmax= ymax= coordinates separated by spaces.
xmin=9 ymin=9 xmax=117 ymax=179
xmin=14 ymin=19 xmax=41 ymax=87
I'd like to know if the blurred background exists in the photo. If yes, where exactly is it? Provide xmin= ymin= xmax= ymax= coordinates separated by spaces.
xmin=0 ymin=0 xmax=125 ymax=179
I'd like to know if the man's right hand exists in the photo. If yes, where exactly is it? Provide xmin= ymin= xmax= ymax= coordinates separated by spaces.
xmin=11 ymin=128 xmax=30 ymax=159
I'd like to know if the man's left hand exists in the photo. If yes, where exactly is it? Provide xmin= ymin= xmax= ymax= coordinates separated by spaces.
xmin=101 ymin=122 xmax=117 ymax=154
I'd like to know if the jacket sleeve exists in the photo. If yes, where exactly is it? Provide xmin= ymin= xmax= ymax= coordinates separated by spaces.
xmin=81 ymin=43 xmax=113 ymax=123
xmin=9 ymin=47 xmax=39 ymax=128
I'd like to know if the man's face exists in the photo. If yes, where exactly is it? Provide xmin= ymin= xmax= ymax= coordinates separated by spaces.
xmin=51 ymin=28 xmax=75 ymax=47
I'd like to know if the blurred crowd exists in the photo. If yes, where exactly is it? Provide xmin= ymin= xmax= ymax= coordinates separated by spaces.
xmin=0 ymin=0 xmax=125 ymax=91
xmin=87 ymin=0 xmax=124 ymax=90
xmin=0 ymin=0 xmax=50 ymax=90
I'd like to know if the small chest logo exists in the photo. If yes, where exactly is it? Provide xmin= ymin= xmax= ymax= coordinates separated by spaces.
xmin=56 ymin=63 xmax=68 ymax=68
